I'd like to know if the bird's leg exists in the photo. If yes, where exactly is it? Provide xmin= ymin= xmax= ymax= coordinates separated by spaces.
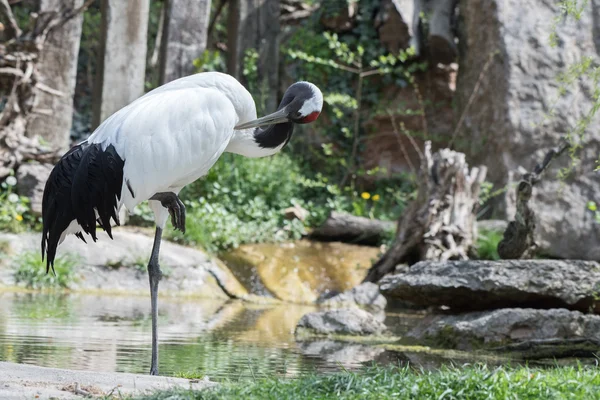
xmin=148 ymin=226 xmax=163 ymax=375
xmin=149 ymin=192 xmax=186 ymax=233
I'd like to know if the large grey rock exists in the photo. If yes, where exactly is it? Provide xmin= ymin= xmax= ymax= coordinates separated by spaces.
xmin=407 ymin=308 xmax=600 ymax=355
xmin=318 ymin=282 xmax=387 ymax=310
xmin=456 ymin=0 xmax=600 ymax=261
xmin=379 ymin=260 xmax=600 ymax=312
xmin=0 ymin=361 xmax=215 ymax=400
xmin=295 ymin=308 xmax=388 ymax=336
xmin=16 ymin=163 xmax=53 ymax=215
xmin=0 ymin=230 xmax=240 ymax=299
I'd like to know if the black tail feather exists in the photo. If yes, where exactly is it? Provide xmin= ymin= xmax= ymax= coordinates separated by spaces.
xmin=41 ymin=142 xmax=125 ymax=272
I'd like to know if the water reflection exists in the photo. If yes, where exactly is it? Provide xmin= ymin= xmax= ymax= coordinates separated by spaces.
xmin=0 ymin=291 xmax=380 ymax=379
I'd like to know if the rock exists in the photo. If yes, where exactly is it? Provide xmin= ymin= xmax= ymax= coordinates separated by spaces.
xmin=220 ymin=240 xmax=380 ymax=304
xmin=407 ymin=308 xmax=600 ymax=356
xmin=456 ymin=0 xmax=600 ymax=260
xmin=318 ymin=282 xmax=387 ymax=310
xmin=283 ymin=204 xmax=309 ymax=221
xmin=0 ymin=361 xmax=215 ymax=399
xmin=297 ymin=340 xmax=385 ymax=366
xmin=379 ymin=260 xmax=600 ymax=312
xmin=0 ymin=230 xmax=244 ymax=299
xmin=295 ymin=308 xmax=388 ymax=336
xmin=16 ymin=163 xmax=53 ymax=215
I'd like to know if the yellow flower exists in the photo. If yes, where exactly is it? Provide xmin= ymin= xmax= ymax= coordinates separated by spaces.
xmin=361 ymin=192 xmax=371 ymax=200
xmin=372 ymin=194 xmax=380 ymax=202
xmin=15 ymin=215 xmax=23 ymax=222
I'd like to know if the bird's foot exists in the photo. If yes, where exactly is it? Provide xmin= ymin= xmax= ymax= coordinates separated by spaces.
xmin=150 ymin=192 xmax=186 ymax=233
xmin=150 ymin=365 xmax=159 ymax=376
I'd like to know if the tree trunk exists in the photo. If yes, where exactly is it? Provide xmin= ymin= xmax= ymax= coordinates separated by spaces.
xmin=363 ymin=142 xmax=487 ymax=283
xmin=159 ymin=0 xmax=211 ymax=84
xmin=0 ymin=0 xmax=92 ymax=179
xmin=25 ymin=0 xmax=83 ymax=153
xmin=227 ymin=0 xmax=280 ymax=112
xmin=426 ymin=0 xmax=458 ymax=64
xmin=92 ymin=0 xmax=149 ymax=127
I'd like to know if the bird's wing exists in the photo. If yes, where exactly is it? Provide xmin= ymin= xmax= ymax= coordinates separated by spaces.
xmin=88 ymin=85 xmax=238 ymax=210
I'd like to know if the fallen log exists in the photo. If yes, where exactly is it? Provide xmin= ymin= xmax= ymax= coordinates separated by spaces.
xmin=309 ymin=211 xmax=395 ymax=246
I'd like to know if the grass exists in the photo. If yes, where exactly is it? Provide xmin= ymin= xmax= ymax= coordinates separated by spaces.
xmin=136 ymin=364 xmax=600 ymax=400
xmin=13 ymin=251 xmax=79 ymax=290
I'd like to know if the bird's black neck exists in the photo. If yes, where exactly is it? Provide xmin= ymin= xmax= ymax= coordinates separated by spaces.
xmin=253 ymin=122 xmax=294 ymax=149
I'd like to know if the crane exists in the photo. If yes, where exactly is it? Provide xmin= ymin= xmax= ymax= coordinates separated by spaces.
xmin=41 ymin=72 xmax=323 ymax=375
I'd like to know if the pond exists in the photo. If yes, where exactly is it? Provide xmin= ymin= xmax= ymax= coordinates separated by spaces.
xmin=0 ymin=291 xmax=500 ymax=380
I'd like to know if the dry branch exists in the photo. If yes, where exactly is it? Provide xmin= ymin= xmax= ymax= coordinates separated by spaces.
xmin=363 ymin=142 xmax=487 ymax=283
xmin=497 ymin=139 xmax=571 ymax=259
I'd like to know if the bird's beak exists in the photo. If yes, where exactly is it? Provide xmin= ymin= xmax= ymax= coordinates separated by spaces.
xmin=235 ymin=109 xmax=289 ymax=130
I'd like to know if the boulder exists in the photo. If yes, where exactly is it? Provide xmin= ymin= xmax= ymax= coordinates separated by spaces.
xmin=318 ymin=282 xmax=387 ymax=311
xmin=295 ymin=308 xmax=388 ymax=336
xmin=16 ymin=163 xmax=53 ymax=215
xmin=456 ymin=0 xmax=600 ymax=260
xmin=379 ymin=260 xmax=600 ymax=312
xmin=0 ymin=230 xmax=244 ymax=299
xmin=407 ymin=308 xmax=600 ymax=357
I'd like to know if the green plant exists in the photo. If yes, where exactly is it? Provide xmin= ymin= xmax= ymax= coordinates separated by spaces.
xmin=475 ymin=229 xmax=503 ymax=260
xmin=0 ymin=174 xmax=40 ymax=233
xmin=13 ymin=252 xmax=79 ymax=290
xmin=139 ymin=364 xmax=600 ymax=399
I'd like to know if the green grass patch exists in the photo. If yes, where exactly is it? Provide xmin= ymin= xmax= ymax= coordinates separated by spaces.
xmin=13 ymin=251 xmax=79 ymax=290
xmin=138 ymin=364 xmax=600 ymax=400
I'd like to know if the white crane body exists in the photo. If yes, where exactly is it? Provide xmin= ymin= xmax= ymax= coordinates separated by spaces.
xmin=41 ymin=71 xmax=323 ymax=375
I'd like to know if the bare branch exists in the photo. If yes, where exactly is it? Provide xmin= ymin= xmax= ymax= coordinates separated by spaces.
xmin=0 ymin=0 xmax=22 ymax=39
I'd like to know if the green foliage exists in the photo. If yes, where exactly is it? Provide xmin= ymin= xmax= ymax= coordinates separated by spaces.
xmin=168 ymin=151 xmax=412 ymax=252
xmin=138 ymin=364 xmax=600 ymax=400
xmin=0 ymin=174 xmax=39 ymax=233
xmin=475 ymin=229 xmax=503 ymax=260
xmin=587 ymin=201 xmax=600 ymax=223
xmin=13 ymin=252 xmax=79 ymax=290
xmin=193 ymin=50 xmax=227 ymax=73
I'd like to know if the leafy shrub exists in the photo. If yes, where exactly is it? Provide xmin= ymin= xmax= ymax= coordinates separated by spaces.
xmin=14 ymin=252 xmax=79 ymax=290
xmin=0 ymin=174 xmax=40 ymax=233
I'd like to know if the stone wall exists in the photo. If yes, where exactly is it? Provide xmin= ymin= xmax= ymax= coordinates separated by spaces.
xmin=456 ymin=0 xmax=600 ymax=260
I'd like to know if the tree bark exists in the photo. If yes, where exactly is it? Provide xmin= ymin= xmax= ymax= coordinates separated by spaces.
xmin=498 ymin=140 xmax=570 ymax=260
xmin=25 ymin=0 xmax=83 ymax=153
xmin=309 ymin=211 xmax=395 ymax=246
xmin=227 ymin=0 xmax=280 ymax=112
xmin=92 ymin=0 xmax=149 ymax=127
xmin=363 ymin=142 xmax=487 ymax=283
xmin=159 ymin=0 xmax=211 ymax=84
xmin=0 ymin=0 xmax=92 ymax=179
